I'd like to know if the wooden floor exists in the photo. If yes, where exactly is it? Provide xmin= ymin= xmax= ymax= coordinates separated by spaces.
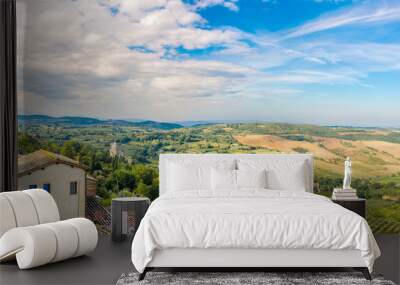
xmin=0 ymin=234 xmax=398 ymax=285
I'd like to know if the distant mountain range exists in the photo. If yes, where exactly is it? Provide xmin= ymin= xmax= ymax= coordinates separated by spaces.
xmin=18 ymin=115 xmax=183 ymax=130
xmin=18 ymin=115 xmax=397 ymax=130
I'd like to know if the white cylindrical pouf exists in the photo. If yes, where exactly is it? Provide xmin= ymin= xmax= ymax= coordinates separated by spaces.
xmin=1 ymin=192 xmax=39 ymax=227
xmin=64 ymin=218 xmax=98 ymax=257
xmin=43 ymin=221 xmax=79 ymax=262
xmin=23 ymin=189 xmax=60 ymax=224
xmin=0 ymin=196 xmax=17 ymax=237
xmin=0 ymin=226 xmax=58 ymax=269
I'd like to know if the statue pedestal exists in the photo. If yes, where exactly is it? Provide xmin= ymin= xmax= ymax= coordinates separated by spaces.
xmin=332 ymin=188 xmax=358 ymax=200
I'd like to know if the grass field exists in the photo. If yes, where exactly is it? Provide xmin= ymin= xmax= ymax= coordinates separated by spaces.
xmin=367 ymin=199 xmax=400 ymax=233
xmin=368 ymin=217 xmax=400 ymax=234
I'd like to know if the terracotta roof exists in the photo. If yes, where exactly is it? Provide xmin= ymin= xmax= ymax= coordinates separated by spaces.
xmin=18 ymin=149 xmax=87 ymax=176
xmin=86 ymin=174 xmax=97 ymax=181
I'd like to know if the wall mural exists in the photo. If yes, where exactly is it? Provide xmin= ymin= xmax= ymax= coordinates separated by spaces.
xmin=16 ymin=0 xmax=400 ymax=233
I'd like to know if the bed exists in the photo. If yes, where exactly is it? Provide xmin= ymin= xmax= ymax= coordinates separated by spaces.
xmin=131 ymin=154 xmax=380 ymax=280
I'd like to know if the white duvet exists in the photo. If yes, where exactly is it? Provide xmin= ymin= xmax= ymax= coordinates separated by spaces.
xmin=131 ymin=190 xmax=380 ymax=273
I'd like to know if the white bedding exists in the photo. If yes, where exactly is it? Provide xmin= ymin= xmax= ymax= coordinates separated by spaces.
xmin=131 ymin=190 xmax=380 ymax=273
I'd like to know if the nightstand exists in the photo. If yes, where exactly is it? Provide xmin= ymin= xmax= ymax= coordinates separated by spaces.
xmin=332 ymin=198 xmax=366 ymax=218
xmin=111 ymin=197 xmax=150 ymax=242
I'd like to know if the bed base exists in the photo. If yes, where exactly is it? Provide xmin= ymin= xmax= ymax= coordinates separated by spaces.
xmin=138 ymin=267 xmax=371 ymax=281
xmin=138 ymin=248 xmax=372 ymax=281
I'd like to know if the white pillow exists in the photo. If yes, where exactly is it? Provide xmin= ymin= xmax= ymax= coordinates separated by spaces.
xmin=236 ymin=169 xmax=267 ymax=189
xmin=238 ymin=159 xmax=307 ymax=191
xmin=166 ymin=159 xmax=236 ymax=192
xmin=211 ymin=169 xmax=268 ymax=191
xmin=167 ymin=162 xmax=210 ymax=191
xmin=211 ymin=168 xmax=236 ymax=191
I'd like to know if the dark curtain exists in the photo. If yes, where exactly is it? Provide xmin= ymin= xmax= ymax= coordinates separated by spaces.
xmin=0 ymin=0 xmax=17 ymax=192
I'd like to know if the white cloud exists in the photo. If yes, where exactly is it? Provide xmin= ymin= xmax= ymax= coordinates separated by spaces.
xmin=263 ymin=70 xmax=361 ymax=85
xmin=16 ymin=0 xmax=256 ymax=119
xmin=283 ymin=0 xmax=400 ymax=39
xmin=110 ymin=0 xmax=167 ymax=21
xmin=193 ymin=0 xmax=239 ymax=11
xmin=299 ymin=41 xmax=400 ymax=72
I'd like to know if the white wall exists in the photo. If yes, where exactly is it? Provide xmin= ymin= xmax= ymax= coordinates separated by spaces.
xmin=18 ymin=164 xmax=86 ymax=220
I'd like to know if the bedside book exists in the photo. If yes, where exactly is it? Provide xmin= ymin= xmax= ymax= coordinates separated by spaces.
xmin=333 ymin=188 xmax=356 ymax=193
xmin=332 ymin=196 xmax=358 ymax=200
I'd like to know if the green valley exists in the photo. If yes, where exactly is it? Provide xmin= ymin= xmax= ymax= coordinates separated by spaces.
xmin=18 ymin=117 xmax=400 ymax=234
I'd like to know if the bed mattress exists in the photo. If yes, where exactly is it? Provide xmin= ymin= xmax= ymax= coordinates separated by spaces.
xmin=131 ymin=190 xmax=380 ymax=273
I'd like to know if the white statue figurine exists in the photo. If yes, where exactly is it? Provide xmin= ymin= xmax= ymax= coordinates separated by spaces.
xmin=343 ymin=157 xmax=352 ymax=189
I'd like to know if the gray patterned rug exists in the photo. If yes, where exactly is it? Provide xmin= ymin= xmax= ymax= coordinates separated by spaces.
xmin=116 ymin=272 xmax=395 ymax=285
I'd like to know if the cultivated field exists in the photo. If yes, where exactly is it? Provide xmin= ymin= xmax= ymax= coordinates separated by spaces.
xmin=234 ymin=134 xmax=400 ymax=178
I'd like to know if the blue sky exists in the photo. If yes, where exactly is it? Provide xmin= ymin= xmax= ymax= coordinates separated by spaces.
xmin=17 ymin=0 xmax=400 ymax=126
xmin=196 ymin=0 xmax=352 ymax=32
